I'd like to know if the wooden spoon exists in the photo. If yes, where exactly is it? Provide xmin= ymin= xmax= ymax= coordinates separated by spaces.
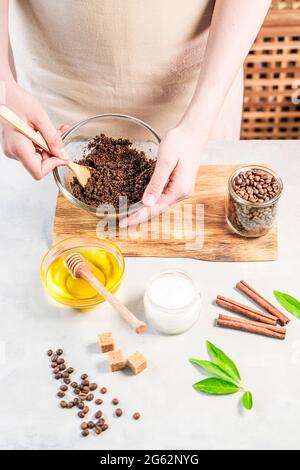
xmin=65 ymin=253 xmax=147 ymax=334
xmin=0 ymin=104 xmax=92 ymax=187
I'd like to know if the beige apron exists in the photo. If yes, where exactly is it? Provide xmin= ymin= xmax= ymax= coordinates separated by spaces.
xmin=9 ymin=0 xmax=242 ymax=140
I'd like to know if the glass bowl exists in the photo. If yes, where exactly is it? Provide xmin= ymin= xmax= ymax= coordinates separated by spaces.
xmin=53 ymin=114 xmax=161 ymax=217
xmin=40 ymin=235 xmax=125 ymax=309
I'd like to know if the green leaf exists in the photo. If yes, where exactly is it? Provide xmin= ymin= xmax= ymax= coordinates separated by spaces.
xmin=242 ymin=391 xmax=253 ymax=410
xmin=189 ymin=358 xmax=239 ymax=383
xmin=206 ymin=341 xmax=241 ymax=383
xmin=193 ymin=377 xmax=241 ymax=395
xmin=274 ymin=291 xmax=300 ymax=319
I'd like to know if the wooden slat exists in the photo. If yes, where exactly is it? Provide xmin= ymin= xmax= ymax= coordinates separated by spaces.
xmin=241 ymin=1 xmax=300 ymax=140
xmin=243 ymin=110 xmax=300 ymax=118
xmin=264 ymin=10 xmax=300 ymax=27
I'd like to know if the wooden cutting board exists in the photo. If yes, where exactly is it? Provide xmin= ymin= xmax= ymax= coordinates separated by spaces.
xmin=53 ymin=164 xmax=277 ymax=262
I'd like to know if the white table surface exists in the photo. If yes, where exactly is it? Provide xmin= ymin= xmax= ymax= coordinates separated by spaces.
xmin=0 ymin=140 xmax=299 ymax=450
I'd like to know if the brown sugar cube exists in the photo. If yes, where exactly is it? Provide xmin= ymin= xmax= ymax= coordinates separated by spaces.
xmin=127 ymin=352 xmax=147 ymax=375
xmin=108 ymin=349 xmax=126 ymax=372
xmin=98 ymin=332 xmax=115 ymax=353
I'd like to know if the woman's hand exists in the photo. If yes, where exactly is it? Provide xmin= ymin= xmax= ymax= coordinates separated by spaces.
xmin=1 ymin=82 xmax=68 ymax=179
xmin=119 ymin=124 xmax=203 ymax=227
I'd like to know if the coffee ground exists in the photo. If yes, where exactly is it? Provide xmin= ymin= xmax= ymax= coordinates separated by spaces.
xmin=71 ymin=134 xmax=156 ymax=207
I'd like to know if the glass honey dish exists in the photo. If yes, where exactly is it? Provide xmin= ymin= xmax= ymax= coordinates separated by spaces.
xmin=40 ymin=236 xmax=125 ymax=309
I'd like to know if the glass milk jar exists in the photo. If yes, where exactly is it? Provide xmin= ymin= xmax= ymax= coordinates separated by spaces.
xmin=143 ymin=271 xmax=201 ymax=335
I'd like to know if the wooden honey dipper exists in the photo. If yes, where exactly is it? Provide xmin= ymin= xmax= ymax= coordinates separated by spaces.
xmin=65 ymin=253 xmax=147 ymax=334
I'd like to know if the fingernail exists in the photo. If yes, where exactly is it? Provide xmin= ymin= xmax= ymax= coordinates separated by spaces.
xmin=143 ymin=194 xmax=156 ymax=206
xmin=59 ymin=149 xmax=69 ymax=160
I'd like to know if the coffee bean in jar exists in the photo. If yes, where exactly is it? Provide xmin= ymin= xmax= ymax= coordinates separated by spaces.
xmin=226 ymin=166 xmax=283 ymax=238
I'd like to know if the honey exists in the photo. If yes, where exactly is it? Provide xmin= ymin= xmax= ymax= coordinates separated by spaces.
xmin=45 ymin=247 xmax=123 ymax=307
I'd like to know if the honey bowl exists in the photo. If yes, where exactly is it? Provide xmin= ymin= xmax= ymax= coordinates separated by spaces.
xmin=40 ymin=236 xmax=125 ymax=309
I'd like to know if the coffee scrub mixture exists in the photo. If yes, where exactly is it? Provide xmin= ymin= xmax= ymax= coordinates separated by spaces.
xmin=71 ymin=134 xmax=156 ymax=207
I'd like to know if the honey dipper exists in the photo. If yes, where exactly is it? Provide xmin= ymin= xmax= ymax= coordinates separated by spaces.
xmin=0 ymin=104 xmax=91 ymax=187
xmin=65 ymin=253 xmax=147 ymax=334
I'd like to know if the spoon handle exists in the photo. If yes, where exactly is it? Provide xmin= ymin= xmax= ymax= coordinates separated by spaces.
xmin=0 ymin=104 xmax=50 ymax=152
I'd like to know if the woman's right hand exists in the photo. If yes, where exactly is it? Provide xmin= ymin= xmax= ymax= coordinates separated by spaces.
xmin=1 ymin=82 xmax=69 ymax=179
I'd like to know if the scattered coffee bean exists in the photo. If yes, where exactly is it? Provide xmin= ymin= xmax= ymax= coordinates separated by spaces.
xmin=95 ymin=410 xmax=103 ymax=419
xmin=86 ymin=394 xmax=94 ymax=402
xmin=83 ymin=406 xmax=89 ymax=414
xmin=81 ymin=429 xmax=89 ymax=437
xmin=67 ymin=367 xmax=74 ymax=374
xmin=56 ymin=349 xmax=63 ymax=356
xmin=64 ymin=378 xmax=71 ymax=385
xmin=88 ymin=421 xmax=95 ymax=429
xmin=59 ymin=364 xmax=66 ymax=371
xmin=57 ymin=391 xmax=65 ymax=398
xmin=78 ymin=384 xmax=84 ymax=391
xmin=51 ymin=354 xmax=58 ymax=362
xmin=62 ymin=372 xmax=69 ymax=379
xmin=115 ymin=408 xmax=122 ymax=417
xmin=97 ymin=418 xmax=105 ymax=426
xmin=73 ymin=398 xmax=79 ymax=405
xmin=112 ymin=398 xmax=119 ymax=405
xmin=71 ymin=382 xmax=78 ymax=389
xmin=53 ymin=367 xmax=60 ymax=374
xmin=83 ymin=386 xmax=90 ymax=393
xmin=95 ymin=399 xmax=103 ymax=405
xmin=90 ymin=383 xmax=97 ymax=391
xmin=81 ymin=374 xmax=88 ymax=380
xmin=101 ymin=423 xmax=109 ymax=431
xmin=60 ymin=385 xmax=68 ymax=392
xmin=47 ymin=349 xmax=53 ymax=357
xmin=100 ymin=387 xmax=107 ymax=394
xmin=94 ymin=426 xmax=102 ymax=435
xmin=78 ymin=411 xmax=85 ymax=418
xmin=74 ymin=388 xmax=80 ymax=395
xmin=80 ymin=422 xmax=88 ymax=430
xmin=67 ymin=402 xmax=74 ymax=409
xmin=82 ymin=379 xmax=89 ymax=386
xmin=55 ymin=373 xmax=63 ymax=380
xmin=133 ymin=412 xmax=141 ymax=420
xmin=51 ymin=363 xmax=58 ymax=369
xmin=78 ymin=402 xmax=84 ymax=410
xmin=57 ymin=357 xmax=65 ymax=365
xmin=79 ymin=393 xmax=87 ymax=401
xmin=60 ymin=401 xmax=67 ymax=409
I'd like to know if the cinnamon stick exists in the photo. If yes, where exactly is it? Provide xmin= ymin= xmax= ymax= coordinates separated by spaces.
xmin=218 ymin=314 xmax=286 ymax=335
xmin=217 ymin=317 xmax=285 ymax=340
xmin=236 ymin=280 xmax=289 ymax=326
xmin=216 ymin=295 xmax=277 ymax=325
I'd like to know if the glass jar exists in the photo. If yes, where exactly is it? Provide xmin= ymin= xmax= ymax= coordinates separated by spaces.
xmin=143 ymin=270 xmax=201 ymax=335
xmin=226 ymin=165 xmax=283 ymax=238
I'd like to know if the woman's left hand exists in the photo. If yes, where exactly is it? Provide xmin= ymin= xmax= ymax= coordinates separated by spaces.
xmin=119 ymin=124 xmax=204 ymax=227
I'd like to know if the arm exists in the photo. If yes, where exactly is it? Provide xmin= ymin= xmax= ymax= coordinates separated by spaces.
xmin=0 ymin=0 xmax=68 ymax=179
xmin=121 ymin=0 xmax=272 ymax=227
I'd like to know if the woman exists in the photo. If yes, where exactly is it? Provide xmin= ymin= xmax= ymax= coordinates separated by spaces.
xmin=0 ymin=0 xmax=271 ymax=226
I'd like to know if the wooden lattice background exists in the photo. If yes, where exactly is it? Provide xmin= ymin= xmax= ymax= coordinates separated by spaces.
xmin=241 ymin=0 xmax=300 ymax=139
